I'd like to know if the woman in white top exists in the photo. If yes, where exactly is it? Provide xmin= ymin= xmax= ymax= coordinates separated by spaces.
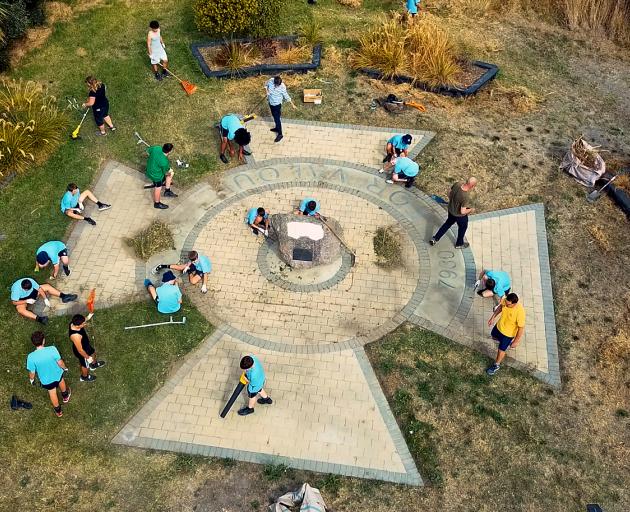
xmin=147 ymin=20 xmax=168 ymax=81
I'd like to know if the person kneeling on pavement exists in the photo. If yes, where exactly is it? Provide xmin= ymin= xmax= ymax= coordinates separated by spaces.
xmin=144 ymin=271 xmax=182 ymax=313
xmin=381 ymin=156 xmax=420 ymax=188
xmin=152 ymin=250 xmax=212 ymax=294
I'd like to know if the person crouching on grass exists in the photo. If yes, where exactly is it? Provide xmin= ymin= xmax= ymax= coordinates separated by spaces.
xmin=144 ymin=271 xmax=182 ymax=313
xmin=27 ymin=331 xmax=70 ymax=418
xmin=36 ymin=240 xmax=70 ymax=279
xmin=82 ymin=76 xmax=115 ymax=136
xmin=146 ymin=142 xmax=178 ymax=209
xmin=11 ymin=277 xmax=77 ymax=325
xmin=219 ymin=114 xmax=252 ymax=164
xmin=69 ymin=314 xmax=105 ymax=383
xmin=152 ymin=250 xmax=212 ymax=294
xmin=61 ymin=182 xmax=111 ymax=226
xmin=237 ymin=355 xmax=272 ymax=416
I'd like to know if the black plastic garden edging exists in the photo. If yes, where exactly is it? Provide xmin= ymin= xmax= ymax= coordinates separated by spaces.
xmin=598 ymin=171 xmax=630 ymax=218
xmin=191 ymin=36 xmax=322 ymax=79
xmin=358 ymin=61 xmax=499 ymax=97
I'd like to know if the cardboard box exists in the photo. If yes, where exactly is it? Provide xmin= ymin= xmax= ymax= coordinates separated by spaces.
xmin=303 ymin=89 xmax=322 ymax=105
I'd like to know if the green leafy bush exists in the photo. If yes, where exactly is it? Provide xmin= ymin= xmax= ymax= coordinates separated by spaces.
xmin=0 ymin=80 xmax=68 ymax=178
xmin=193 ymin=0 xmax=284 ymax=37
xmin=0 ymin=0 xmax=48 ymax=71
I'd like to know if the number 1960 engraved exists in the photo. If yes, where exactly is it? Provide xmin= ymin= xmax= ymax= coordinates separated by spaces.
xmin=437 ymin=250 xmax=458 ymax=289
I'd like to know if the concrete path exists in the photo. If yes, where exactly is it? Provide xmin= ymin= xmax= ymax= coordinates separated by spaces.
xmin=47 ymin=119 xmax=560 ymax=485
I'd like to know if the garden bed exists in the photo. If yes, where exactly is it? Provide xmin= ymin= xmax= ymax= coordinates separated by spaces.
xmin=359 ymin=60 xmax=499 ymax=97
xmin=191 ymin=36 xmax=322 ymax=79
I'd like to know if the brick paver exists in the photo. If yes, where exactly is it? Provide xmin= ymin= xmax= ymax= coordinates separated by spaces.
xmin=54 ymin=120 xmax=560 ymax=484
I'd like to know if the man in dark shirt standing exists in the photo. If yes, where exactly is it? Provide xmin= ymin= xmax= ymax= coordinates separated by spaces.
xmin=429 ymin=177 xmax=477 ymax=249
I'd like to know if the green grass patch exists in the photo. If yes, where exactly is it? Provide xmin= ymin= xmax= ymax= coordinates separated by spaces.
xmin=263 ymin=462 xmax=291 ymax=481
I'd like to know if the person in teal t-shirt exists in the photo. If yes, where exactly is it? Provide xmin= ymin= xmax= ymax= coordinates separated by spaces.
xmin=383 ymin=133 xmax=413 ymax=164
xmin=151 ymin=250 xmax=212 ymax=294
xmin=219 ymin=114 xmax=252 ymax=164
xmin=144 ymin=271 xmax=182 ymax=313
xmin=237 ymin=354 xmax=273 ymax=416
xmin=26 ymin=331 xmax=70 ymax=417
xmin=247 ymin=207 xmax=270 ymax=236
xmin=145 ymin=143 xmax=178 ymax=210
xmin=406 ymin=0 xmax=420 ymax=19
xmin=60 ymin=182 xmax=111 ymax=226
xmin=296 ymin=198 xmax=320 ymax=217
xmin=384 ymin=156 xmax=420 ymax=188
xmin=11 ymin=277 xmax=78 ymax=324
xmin=36 ymin=240 xmax=70 ymax=278
xmin=476 ymin=269 xmax=511 ymax=305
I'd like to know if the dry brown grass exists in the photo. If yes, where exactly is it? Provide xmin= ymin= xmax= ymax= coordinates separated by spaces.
xmin=45 ymin=2 xmax=73 ymax=23
xmin=337 ymin=0 xmax=362 ymax=7
xmin=487 ymin=83 xmax=543 ymax=113
xmin=350 ymin=15 xmax=462 ymax=88
xmin=600 ymin=326 xmax=630 ymax=364
xmin=274 ymin=45 xmax=311 ymax=64
xmin=614 ymin=173 xmax=630 ymax=193
xmin=373 ymin=226 xmax=402 ymax=268
xmin=126 ymin=220 xmax=175 ymax=261
xmin=588 ymin=224 xmax=612 ymax=252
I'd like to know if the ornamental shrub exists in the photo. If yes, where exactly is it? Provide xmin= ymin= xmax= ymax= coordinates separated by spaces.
xmin=193 ymin=0 xmax=284 ymax=37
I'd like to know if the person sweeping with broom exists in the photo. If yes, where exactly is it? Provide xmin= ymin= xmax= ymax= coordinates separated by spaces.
xmin=82 ymin=76 xmax=115 ymax=136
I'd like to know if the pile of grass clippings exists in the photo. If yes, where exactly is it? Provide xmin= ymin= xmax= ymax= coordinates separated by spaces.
xmin=373 ymin=226 xmax=402 ymax=268
xmin=126 ymin=220 xmax=175 ymax=261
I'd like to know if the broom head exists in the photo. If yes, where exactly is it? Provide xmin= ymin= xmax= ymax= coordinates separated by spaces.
xmin=181 ymin=81 xmax=197 ymax=95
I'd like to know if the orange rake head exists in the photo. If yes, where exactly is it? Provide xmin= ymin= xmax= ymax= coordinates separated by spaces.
xmin=87 ymin=288 xmax=96 ymax=313
xmin=181 ymin=81 xmax=197 ymax=95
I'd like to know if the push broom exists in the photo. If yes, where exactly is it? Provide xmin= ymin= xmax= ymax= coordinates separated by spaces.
xmin=159 ymin=64 xmax=197 ymax=95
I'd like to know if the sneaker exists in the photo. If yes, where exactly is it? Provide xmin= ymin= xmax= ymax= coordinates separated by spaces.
xmin=63 ymin=266 xmax=71 ymax=276
xmin=378 ymin=168 xmax=386 ymax=173
xmin=485 ymin=363 xmax=500 ymax=376
xmin=151 ymin=265 xmax=162 ymax=275
xmin=97 ymin=202 xmax=111 ymax=211
xmin=220 ymin=153 xmax=229 ymax=164
xmin=163 ymin=189 xmax=178 ymax=198
xmin=162 ymin=68 xmax=169 ymax=75
xmin=274 ymin=134 xmax=283 ymax=143
xmin=270 ymin=127 xmax=279 ymax=133
xmin=257 ymin=397 xmax=273 ymax=405
xmin=54 ymin=406 xmax=63 ymax=417
xmin=385 ymin=179 xmax=394 ymax=184
xmin=96 ymin=130 xmax=107 ymax=136
xmin=80 ymin=374 xmax=96 ymax=382
xmin=237 ymin=406 xmax=255 ymax=416
xmin=109 ymin=126 xmax=116 ymax=131
xmin=473 ymin=279 xmax=481 ymax=289
xmin=84 ymin=217 xmax=97 ymax=226
xmin=154 ymin=202 xmax=169 ymax=209
xmin=428 ymin=238 xmax=437 ymax=246
xmin=61 ymin=293 xmax=78 ymax=303
xmin=62 ymin=389 xmax=71 ymax=403
xmin=89 ymin=360 xmax=106 ymax=370
xmin=155 ymin=72 xmax=162 ymax=81
xmin=36 ymin=315 xmax=49 ymax=325
xmin=455 ymin=242 xmax=470 ymax=249
xmin=242 ymin=149 xmax=252 ymax=156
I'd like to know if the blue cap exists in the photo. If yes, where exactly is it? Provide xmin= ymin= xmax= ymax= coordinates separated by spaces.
xmin=36 ymin=252 xmax=51 ymax=265
xmin=162 ymin=270 xmax=177 ymax=283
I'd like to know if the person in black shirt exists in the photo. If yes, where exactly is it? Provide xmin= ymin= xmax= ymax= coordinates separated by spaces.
xmin=82 ymin=76 xmax=115 ymax=136
xmin=69 ymin=314 xmax=106 ymax=383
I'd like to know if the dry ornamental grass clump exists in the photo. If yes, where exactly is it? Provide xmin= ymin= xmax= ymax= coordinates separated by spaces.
xmin=274 ymin=44 xmax=311 ymax=64
xmin=0 ymin=79 xmax=67 ymax=178
xmin=127 ymin=220 xmax=175 ymax=261
xmin=350 ymin=15 xmax=462 ymax=88
xmin=213 ymin=41 xmax=261 ymax=71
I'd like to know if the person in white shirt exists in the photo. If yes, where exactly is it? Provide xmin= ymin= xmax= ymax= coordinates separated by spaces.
xmin=265 ymin=76 xmax=297 ymax=143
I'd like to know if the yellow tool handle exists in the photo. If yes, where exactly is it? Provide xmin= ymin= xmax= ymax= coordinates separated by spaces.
xmin=239 ymin=372 xmax=247 ymax=385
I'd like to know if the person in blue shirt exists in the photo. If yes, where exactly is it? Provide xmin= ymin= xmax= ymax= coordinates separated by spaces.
xmin=237 ymin=354 xmax=272 ymax=416
xmin=406 ymin=0 xmax=421 ymax=20
xmin=475 ymin=269 xmax=512 ymax=305
xmin=152 ymin=250 xmax=212 ymax=294
xmin=383 ymin=133 xmax=413 ymax=164
xmin=35 ymin=240 xmax=70 ymax=279
xmin=219 ymin=113 xmax=252 ymax=164
xmin=296 ymin=198 xmax=321 ymax=217
xmin=384 ymin=156 xmax=420 ymax=188
xmin=247 ymin=207 xmax=270 ymax=236
xmin=60 ymin=182 xmax=111 ymax=226
xmin=144 ymin=271 xmax=183 ymax=312
xmin=27 ymin=331 xmax=71 ymax=418
xmin=11 ymin=277 xmax=78 ymax=324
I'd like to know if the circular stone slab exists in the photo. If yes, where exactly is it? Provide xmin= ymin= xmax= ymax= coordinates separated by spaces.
xmin=182 ymin=159 xmax=473 ymax=353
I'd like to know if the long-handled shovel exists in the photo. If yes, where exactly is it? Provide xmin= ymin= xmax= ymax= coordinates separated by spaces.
xmin=319 ymin=216 xmax=356 ymax=266
xmin=587 ymin=175 xmax=617 ymax=203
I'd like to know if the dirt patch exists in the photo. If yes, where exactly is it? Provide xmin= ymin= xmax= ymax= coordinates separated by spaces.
xmin=9 ymin=27 xmax=53 ymax=67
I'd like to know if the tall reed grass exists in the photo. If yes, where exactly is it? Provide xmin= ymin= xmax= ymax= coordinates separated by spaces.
xmin=350 ymin=15 xmax=462 ymax=88
xmin=0 ymin=80 xmax=67 ymax=178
